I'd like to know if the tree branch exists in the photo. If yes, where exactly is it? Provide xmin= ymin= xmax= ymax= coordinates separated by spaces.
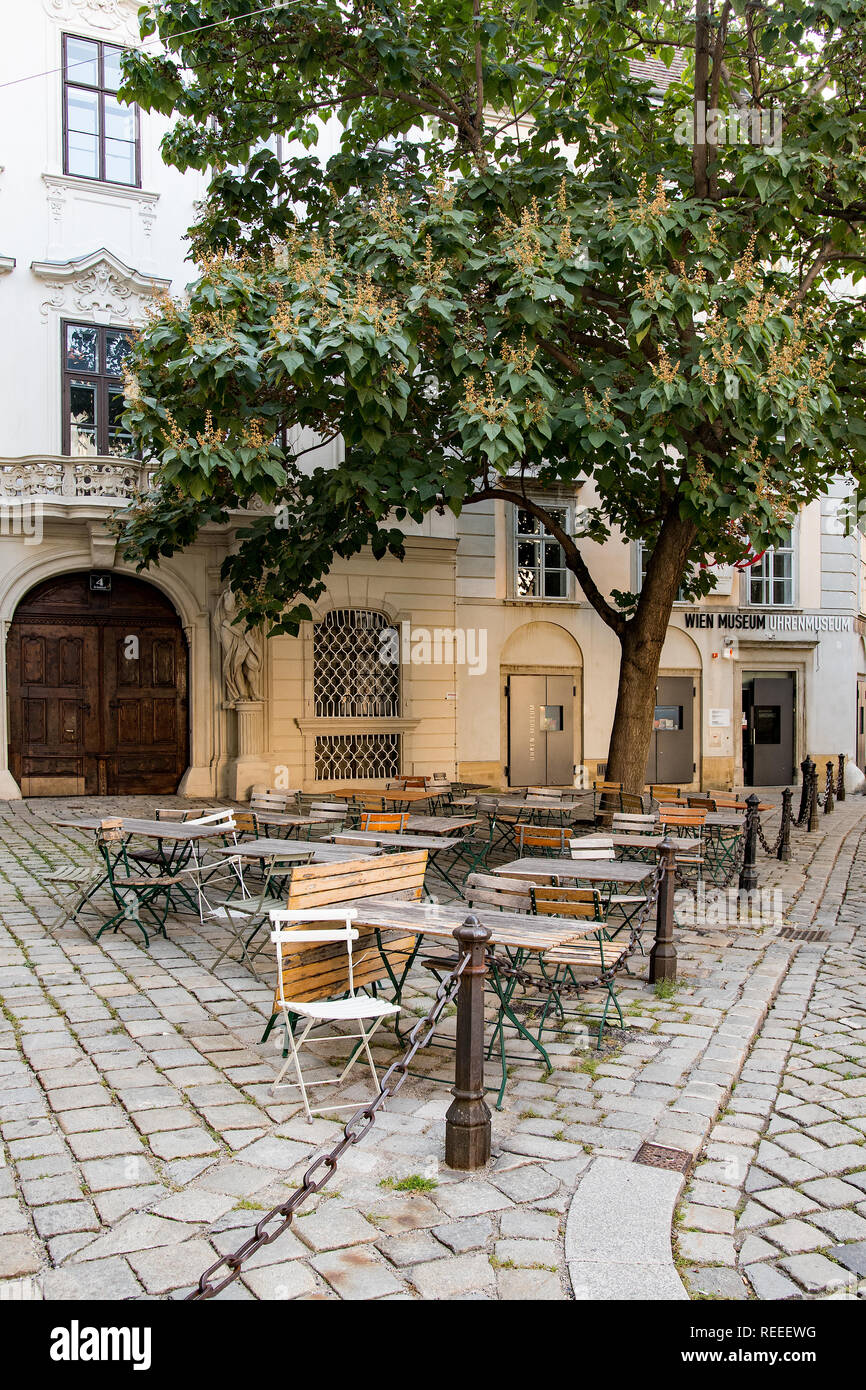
xmin=465 ymin=485 xmax=627 ymax=637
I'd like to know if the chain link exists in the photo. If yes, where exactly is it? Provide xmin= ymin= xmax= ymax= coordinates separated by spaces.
xmin=186 ymin=947 xmax=471 ymax=1301
xmin=756 ymin=815 xmax=785 ymax=855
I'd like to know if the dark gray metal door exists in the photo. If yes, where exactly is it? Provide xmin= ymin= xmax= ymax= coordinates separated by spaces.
xmin=751 ymin=676 xmax=794 ymax=785
xmin=645 ymin=676 xmax=695 ymax=785
xmin=507 ymin=674 xmax=574 ymax=786
xmin=545 ymin=675 xmax=574 ymax=785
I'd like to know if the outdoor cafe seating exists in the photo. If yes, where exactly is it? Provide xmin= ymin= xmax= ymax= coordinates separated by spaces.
xmin=28 ymin=775 xmax=756 ymax=1115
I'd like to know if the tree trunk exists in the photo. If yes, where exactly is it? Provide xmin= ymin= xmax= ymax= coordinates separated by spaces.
xmin=604 ymin=509 xmax=698 ymax=794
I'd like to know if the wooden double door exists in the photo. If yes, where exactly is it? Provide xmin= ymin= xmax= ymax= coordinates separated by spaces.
xmin=7 ymin=573 xmax=188 ymax=796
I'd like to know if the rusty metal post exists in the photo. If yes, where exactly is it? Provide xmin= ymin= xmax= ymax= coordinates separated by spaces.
xmin=824 ymin=761 xmax=835 ymax=815
xmin=837 ymin=753 xmax=846 ymax=802
xmin=649 ymin=839 xmax=677 ymax=983
xmin=808 ymin=763 xmax=820 ymax=831
xmin=798 ymin=755 xmax=814 ymax=823
xmin=778 ymin=786 xmax=792 ymax=862
xmin=445 ymin=916 xmax=492 ymax=1171
xmin=739 ymin=792 xmax=760 ymax=893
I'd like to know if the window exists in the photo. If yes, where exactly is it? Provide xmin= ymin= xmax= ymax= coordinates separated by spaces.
xmin=63 ymin=34 xmax=139 ymax=186
xmin=63 ymin=322 xmax=135 ymax=457
xmin=312 ymin=609 xmax=401 ymax=780
xmin=637 ymin=541 xmax=690 ymax=602
xmin=515 ymin=507 xmax=569 ymax=598
xmin=748 ymin=530 xmax=794 ymax=606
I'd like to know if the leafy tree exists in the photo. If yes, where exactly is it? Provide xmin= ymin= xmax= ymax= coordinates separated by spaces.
xmin=118 ymin=0 xmax=866 ymax=790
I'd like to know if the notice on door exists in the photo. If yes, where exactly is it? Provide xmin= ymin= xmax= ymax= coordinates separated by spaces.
xmin=709 ymin=708 xmax=731 ymax=727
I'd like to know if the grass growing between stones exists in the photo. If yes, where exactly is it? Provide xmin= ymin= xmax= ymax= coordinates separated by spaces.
xmin=379 ymin=1174 xmax=439 ymax=1193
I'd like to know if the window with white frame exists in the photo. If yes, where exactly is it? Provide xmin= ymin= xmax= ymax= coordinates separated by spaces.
xmin=514 ymin=506 xmax=569 ymax=599
xmin=748 ymin=529 xmax=795 ymax=606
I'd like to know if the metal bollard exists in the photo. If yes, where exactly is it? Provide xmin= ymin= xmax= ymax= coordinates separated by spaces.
xmin=445 ymin=916 xmax=492 ymax=1170
xmin=739 ymin=791 xmax=760 ymax=893
xmin=778 ymin=786 xmax=792 ymax=862
xmin=824 ymin=761 xmax=835 ymax=816
xmin=808 ymin=764 xmax=820 ymax=831
xmin=837 ymin=753 xmax=846 ymax=802
xmin=649 ymin=839 xmax=677 ymax=983
xmin=798 ymin=755 xmax=814 ymax=823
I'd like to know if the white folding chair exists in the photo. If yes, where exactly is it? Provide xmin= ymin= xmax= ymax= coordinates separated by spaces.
xmin=178 ymin=810 xmax=245 ymax=918
xmin=269 ymin=908 xmax=400 ymax=1123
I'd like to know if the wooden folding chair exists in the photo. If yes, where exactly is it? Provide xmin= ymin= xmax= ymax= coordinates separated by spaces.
xmin=39 ymin=857 xmax=109 ymax=935
xmin=516 ymin=824 xmax=570 ymax=857
xmin=94 ymin=819 xmax=186 ymax=947
xmin=658 ymin=808 xmax=706 ymax=882
xmin=461 ymin=872 xmax=561 ymax=1101
xmin=612 ymin=813 xmax=658 ymax=835
xmin=250 ymin=788 xmax=301 ymax=817
xmin=359 ymin=811 xmax=410 ymax=833
xmin=593 ymin=780 xmax=623 ymax=825
xmin=530 ymin=884 xmax=623 ymax=1045
xmin=569 ymin=837 xmax=648 ymax=941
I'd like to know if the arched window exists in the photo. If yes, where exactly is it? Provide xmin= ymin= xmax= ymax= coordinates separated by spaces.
xmin=313 ymin=609 xmax=401 ymax=779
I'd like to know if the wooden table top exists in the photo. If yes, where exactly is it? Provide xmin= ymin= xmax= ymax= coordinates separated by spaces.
xmin=604 ymin=833 xmax=702 ymax=852
xmin=404 ymin=815 xmax=477 ymax=834
xmin=253 ymin=813 xmax=336 ymax=828
xmin=494 ymin=796 xmax=591 ymax=812
xmin=332 ymin=894 xmax=606 ymax=951
xmin=494 ymin=857 xmax=653 ymax=884
xmin=328 ymin=787 xmax=437 ymax=804
xmin=210 ymin=839 xmax=382 ymax=862
xmin=54 ymin=816 xmax=230 ymax=841
xmin=328 ymin=831 xmax=460 ymax=852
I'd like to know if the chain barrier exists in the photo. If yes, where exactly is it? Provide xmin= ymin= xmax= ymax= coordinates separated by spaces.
xmin=186 ymin=946 xmax=471 ymax=1301
xmin=492 ymin=856 xmax=665 ymax=997
xmin=815 ymin=763 xmax=833 ymax=809
xmin=756 ymin=811 xmax=788 ymax=856
xmin=755 ymin=788 xmax=809 ymax=856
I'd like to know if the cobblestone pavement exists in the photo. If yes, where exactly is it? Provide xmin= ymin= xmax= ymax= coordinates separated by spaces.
xmin=0 ymin=792 xmax=864 ymax=1301
xmin=676 ymin=812 xmax=866 ymax=1301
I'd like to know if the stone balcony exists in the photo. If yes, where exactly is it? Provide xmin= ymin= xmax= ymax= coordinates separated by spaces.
xmin=0 ymin=455 xmax=153 ymax=505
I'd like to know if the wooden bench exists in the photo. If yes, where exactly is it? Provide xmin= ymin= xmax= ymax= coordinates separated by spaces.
xmin=261 ymin=850 xmax=428 ymax=1037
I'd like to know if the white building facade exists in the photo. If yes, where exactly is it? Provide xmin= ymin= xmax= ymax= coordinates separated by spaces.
xmin=1 ymin=1 xmax=864 ymax=801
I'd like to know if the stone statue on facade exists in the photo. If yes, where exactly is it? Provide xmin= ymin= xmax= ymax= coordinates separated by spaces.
xmin=213 ymin=587 xmax=264 ymax=701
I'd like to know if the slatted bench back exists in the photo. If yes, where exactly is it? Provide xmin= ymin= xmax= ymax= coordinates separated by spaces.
xmin=272 ymin=850 xmax=428 ymax=1007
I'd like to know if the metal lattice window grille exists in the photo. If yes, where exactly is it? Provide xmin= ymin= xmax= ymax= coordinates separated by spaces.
xmin=313 ymin=609 xmax=401 ymax=781
xmin=314 ymin=733 xmax=401 ymax=782
xmin=313 ymin=609 xmax=400 ymax=718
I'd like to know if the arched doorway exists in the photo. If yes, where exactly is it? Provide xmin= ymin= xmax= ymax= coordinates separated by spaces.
xmin=500 ymin=622 xmax=583 ymax=788
xmin=7 ymin=573 xmax=189 ymax=796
